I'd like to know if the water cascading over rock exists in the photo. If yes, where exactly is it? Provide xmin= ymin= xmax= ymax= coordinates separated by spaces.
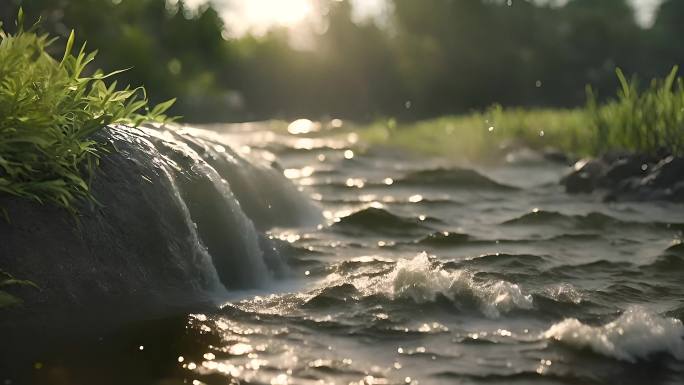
xmin=0 ymin=123 xmax=322 ymax=335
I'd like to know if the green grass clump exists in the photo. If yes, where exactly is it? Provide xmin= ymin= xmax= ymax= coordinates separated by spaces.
xmin=360 ymin=68 xmax=684 ymax=161
xmin=588 ymin=67 xmax=684 ymax=156
xmin=0 ymin=11 xmax=175 ymax=213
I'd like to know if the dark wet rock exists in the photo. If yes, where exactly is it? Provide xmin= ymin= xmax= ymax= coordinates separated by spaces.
xmin=1 ymin=131 xmax=216 ymax=347
xmin=642 ymin=156 xmax=684 ymax=190
xmin=562 ymin=158 xmax=608 ymax=193
xmin=0 ymin=124 xmax=317 ymax=348
xmin=601 ymin=155 xmax=651 ymax=186
xmin=563 ymin=171 xmax=595 ymax=193
xmin=562 ymin=152 xmax=684 ymax=203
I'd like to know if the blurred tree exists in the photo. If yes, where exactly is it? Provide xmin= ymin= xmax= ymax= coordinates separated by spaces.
xmin=557 ymin=0 xmax=645 ymax=101
xmin=1 ymin=0 xmax=241 ymax=120
xmin=316 ymin=0 xmax=403 ymax=118
xmin=651 ymin=0 xmax=684 ymax=71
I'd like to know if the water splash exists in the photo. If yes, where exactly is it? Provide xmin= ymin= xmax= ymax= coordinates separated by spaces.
xmin=544 ymin=306 xmax=684 ymax=362
xmin=323 ymin=252 xmax=534 ymax=318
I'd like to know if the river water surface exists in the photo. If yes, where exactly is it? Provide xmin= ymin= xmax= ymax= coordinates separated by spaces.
xmin=15 ymin=122 xmax=684 ymax=385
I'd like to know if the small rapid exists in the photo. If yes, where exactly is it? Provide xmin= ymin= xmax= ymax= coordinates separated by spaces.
xmin=117 ymin=123 xmax=320 ymax=291
xmin=144 ymin=124 xmax=326 ymax=288
xmin=544 ymin=306 xmax=684 ymax=363
xmin=319 ymin=253 xmax=534 ymax=318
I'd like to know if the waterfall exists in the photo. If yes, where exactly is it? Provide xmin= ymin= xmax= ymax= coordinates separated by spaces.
xmin=108 ymin=123 xmax=320 ymax=291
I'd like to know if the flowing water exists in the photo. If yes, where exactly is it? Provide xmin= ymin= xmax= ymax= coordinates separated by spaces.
xmin=7 ymin=122 xmax=684 ymax=385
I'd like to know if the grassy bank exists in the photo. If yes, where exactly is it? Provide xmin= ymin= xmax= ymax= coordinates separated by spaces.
xmin=360 ymin=108 xmax=591 ymax=161
xmin=0 ymin=12 xmax=174 ymax=216
xmin=360 ymin=67 xmax=684 ymax=161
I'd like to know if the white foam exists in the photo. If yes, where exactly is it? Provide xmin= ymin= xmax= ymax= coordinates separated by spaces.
xmin=544 ymin=306 xmax=684 ymax=362
xmin=350 ymin=253 xmax=533 ymax=318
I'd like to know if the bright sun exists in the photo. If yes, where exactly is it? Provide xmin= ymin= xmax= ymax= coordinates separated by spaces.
xmin=221 ymin=0 xmax=314 ymax=37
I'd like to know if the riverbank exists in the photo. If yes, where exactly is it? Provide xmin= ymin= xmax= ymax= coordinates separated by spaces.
xmin=358 ymin=66 xmax=683 ymax=161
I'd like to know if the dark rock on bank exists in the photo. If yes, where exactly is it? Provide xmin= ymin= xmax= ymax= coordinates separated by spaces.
xmin=561 ymin=158 xmax=608 ymax=193
xmin=0 ymin=124 xmax=320 ymax=352
xmin=561 ymin=152 xmax=684 ymax=202
xmin=1 ymin=130 xmax=215 ymax=351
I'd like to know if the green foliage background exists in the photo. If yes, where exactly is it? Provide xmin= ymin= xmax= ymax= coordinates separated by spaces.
xmin=1 ymin=0 xmax=682 ymax=122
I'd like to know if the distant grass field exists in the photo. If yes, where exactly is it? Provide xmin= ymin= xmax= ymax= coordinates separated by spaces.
xmin=359 ymin=67 xmax=684 ymax=161
xmin=360 ymin=108 xmax=591 ymax=161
